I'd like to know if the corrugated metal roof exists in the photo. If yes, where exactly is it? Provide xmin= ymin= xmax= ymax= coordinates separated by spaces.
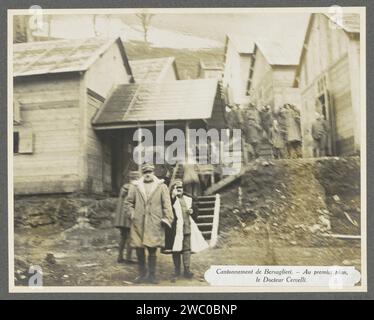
xmin=325 ymin=13 xmax=360 ymax=33
xmin=13 ymin=37 xmax=121 ymax=77
xmin=226 ymin=34 xmax=255 ymax=54
xmin=93 ymin=79 xmax=218 ymax=125
xmin=129 ymin=57 xmax=176 ymax=83
xmin=256 ymin=39 xmax=301 ymax=66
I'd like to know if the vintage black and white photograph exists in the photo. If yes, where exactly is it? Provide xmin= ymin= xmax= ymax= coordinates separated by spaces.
xmin=8 ymin=7 xmax=366 ymax=292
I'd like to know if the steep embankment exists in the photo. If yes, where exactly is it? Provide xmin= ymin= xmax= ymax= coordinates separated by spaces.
xmin=218 ymin=157 xmax=361 ymax=249
xmin=13 ymin=157 xmax=361 ymax=285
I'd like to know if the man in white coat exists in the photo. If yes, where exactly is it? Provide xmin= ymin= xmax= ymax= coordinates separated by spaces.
xmin=165 ymin=179 xmax=209 ymax=281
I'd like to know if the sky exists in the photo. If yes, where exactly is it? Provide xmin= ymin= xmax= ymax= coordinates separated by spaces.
xmin=32 ymin=12 xmax=310 ymax=50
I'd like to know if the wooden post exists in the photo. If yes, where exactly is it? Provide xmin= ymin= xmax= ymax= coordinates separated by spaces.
xmin=210 ymin=193 xmax=220 ymax=248
xmin=137 ymin=122 xmax=142 ymax=173
xmin=185 ymin=120 xmax=191 ymax=163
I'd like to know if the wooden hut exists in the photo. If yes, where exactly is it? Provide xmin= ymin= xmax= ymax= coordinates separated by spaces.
xmin=222 ymin=34 xmax=255 ymax=106
xmin=198 ymin=60 xmax=223 ymax=79
xmin=92 ymin=79 xmax=227 ymax=192
xmin=13 ymin=37 xmax=134 ymax=195
xmin=294 ymin=13 xmax=361 ymax=156
xmin=249 ymin=39 xmax=301 ymax=110
xmin=129 ymin=57 xmax=179 ymax=83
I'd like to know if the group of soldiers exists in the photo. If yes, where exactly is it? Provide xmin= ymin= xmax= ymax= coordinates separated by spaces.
xmin=228 ymin=103 xmax=329 ymax=160
xmin=114 ymin=163 xmax=208 ymax=284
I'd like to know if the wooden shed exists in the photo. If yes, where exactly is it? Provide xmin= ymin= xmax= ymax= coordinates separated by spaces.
xmin=13 ymin=37 xmax=134 ymax=195
xmin=129 ymin=57 xmax=179 ymax=83
xmin=249 ymin=39 xmax=301 ymax=111
xmin=294 ymin=13 xmax=361 ymax=157
xmin=92 ymin=79 xmax=227 ymax=192
xmin=222 ymin=34 xmax=255 ymax=106
xmin=198 ymin=60 xmax=223 ymax=79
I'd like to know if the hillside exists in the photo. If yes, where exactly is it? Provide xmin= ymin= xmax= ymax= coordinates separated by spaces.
xmin=14 ymin=157 xmax=361 ymax=286
xmin=124 ymin=40 xmax=225 ymax=79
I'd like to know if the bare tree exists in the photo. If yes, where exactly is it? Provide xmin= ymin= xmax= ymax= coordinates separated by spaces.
xmin=136 ymin=12 xmax=154 ymax=44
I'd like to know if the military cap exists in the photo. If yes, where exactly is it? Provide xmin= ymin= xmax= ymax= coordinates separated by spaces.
xmin=173 ymin=179 xmax=183 ymax=187
xmin=141 ymin=163 xmax=155 ymax=173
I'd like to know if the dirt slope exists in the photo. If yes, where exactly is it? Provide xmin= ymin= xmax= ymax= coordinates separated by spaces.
xmin=219 ymin=157 xmax=361 ymax=248
xmin=13 ymin=157 xmax=361 ymax=286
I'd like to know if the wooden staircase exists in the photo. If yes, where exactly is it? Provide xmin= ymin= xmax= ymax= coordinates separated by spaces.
xmin=195 ymin=194 xmax=220 ymax=247
xmin=256 ymin=141 xmax=273 ymax=158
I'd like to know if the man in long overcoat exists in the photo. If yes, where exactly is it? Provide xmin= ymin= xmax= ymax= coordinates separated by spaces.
xmin=125 ymin=163 xmax=174 ymax=284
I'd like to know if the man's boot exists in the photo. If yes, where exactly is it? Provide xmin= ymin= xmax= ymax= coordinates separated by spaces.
xmin=183 ymin=266 xmax=194 ymax=279
xmin=134 ymin=248 xmax=147 ymax=283
xmin=117 ymin=231 xmax=126 ymax=263
xmin=183 ymin=250 xmax=193 ymax=279
xmin=172 ymin=253 xmax=181 ymax=282
xmin=147 ymin=251 xmax=158 ymax=284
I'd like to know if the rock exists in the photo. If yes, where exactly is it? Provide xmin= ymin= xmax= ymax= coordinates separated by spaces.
xmin=290 ymin=241 xmax=297 ymax=245
xmin=309 ymin=224 xmax=322 ymax=233
xmin=318 ymin=215 xmax=331 ymax=231
xmin=45 ymin=253 xmax=57 ymax=265
xmin=244 ymin=226 xmax=252 ymax=233
xmin=333 ymin=195 xmax=341 ymax=202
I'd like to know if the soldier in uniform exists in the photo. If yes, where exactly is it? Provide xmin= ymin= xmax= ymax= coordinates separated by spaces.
xmin=125 ymin=163 xmax=174 ymax=284
xmin=113 ymin=171 xmax=139 ymax=264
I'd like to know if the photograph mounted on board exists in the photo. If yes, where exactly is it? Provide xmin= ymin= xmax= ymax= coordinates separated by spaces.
xmin=8 ymin=6 xmax=366 ymax=292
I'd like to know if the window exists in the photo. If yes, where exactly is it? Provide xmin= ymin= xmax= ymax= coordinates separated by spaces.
xmin=13 ymin=132 xmax=19 ymax=153
xmin=13 ymin=129 xmax=34 ymax=154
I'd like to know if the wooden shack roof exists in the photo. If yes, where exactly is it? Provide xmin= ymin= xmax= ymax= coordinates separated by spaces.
xmin=324 ymin=13 xmax=360 ymax=33
xmin=13 ymin=37 xmax=132 ymax=77
xmin=293 ymin=13 xmax=360 ymax=86
xmin=255 ymin=39 xmax=301 ymax=66
xmin=225 ymin=34 xmax=255 ymax=55
xmin=92 ymin=79 xmax=221 ymax=128
xmin=129 ymin=57 xmax=179 ymax=83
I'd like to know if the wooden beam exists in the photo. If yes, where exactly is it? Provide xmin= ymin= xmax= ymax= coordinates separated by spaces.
xmin=323 ymin=233 xmax=361 ymax=240
xmin=209 ymin=194 xmax=221 ymax=248
xmin=185 ymin=120 xmax=191 ymax=163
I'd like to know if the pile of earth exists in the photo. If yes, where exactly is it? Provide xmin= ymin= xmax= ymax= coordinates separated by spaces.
xmin=14 ymin=194 xmax=119 ymax=230
xmin=218 ymin=157 xmax=361 ymax=248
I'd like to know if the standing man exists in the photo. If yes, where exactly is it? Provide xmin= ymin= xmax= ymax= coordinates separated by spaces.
xmin=125 ymin=163 xmax=174 ymax=284
xmin=244 ymin=114 xmax=263 ymax=159
xmin=311 ymin=112 xmax=329 ymax=157
xmin=164 ymin=179 xmax=209 ymax=282
xmin=282 ymin=104 xmax=302 ymax=158
xmin=260 ymin=105 xmax=273 ymax=139
xmin=113 ymin=171 xmax=139 ymax=264
xmin=269 ymin=119 xmax=286 ymax=159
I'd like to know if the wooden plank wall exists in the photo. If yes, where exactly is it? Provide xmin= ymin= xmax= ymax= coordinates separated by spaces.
xmin=86 ymin=92 xmax=106 ymax=193
xmin=13 ymin=75 xmax=81 ymax=194
xmin=329 ymin=55 xmax=354 ymax=154
xmin=298 ymin=14 xmax=356 ymax=157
